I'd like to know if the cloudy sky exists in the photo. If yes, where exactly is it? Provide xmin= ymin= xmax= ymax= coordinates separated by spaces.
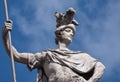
xmin=0 ymin=0 xmax=120 ymax=82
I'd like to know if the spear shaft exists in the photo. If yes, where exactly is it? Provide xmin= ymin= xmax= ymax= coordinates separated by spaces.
xmin=3 ymin=0 xmax=17 ymax=82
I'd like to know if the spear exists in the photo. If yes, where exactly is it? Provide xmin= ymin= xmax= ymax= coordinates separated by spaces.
xmin=3 ymin=0 xmax=17 ymax=82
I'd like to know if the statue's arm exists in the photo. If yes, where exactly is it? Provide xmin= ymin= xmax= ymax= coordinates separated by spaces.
xmin=88 ymin=62 xmax=105 ymax=82
xmin=2 ymin=20 xmax=45 ymax=70
xmin=2 ymin=20 xmax=28 ymax=64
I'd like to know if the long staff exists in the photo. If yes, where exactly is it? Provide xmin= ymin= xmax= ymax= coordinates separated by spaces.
xmin=4 ymin=0 xmax=17 ymax=82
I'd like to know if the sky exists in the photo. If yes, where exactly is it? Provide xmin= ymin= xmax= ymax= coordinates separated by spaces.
xmin=0 ymin=0 xmax=120 ymax=82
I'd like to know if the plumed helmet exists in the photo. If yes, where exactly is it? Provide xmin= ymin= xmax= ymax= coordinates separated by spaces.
xmin=55 ymin=7 xmax=79 ymax=35
xmin=54 ymin=8 xmax=79 ymax=44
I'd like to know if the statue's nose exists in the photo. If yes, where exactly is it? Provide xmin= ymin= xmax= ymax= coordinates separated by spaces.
xmin=70 ymin=33 xmax=74 ymax=37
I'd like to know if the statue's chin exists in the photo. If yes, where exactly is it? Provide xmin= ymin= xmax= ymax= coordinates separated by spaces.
xmin=59 ymin=36 xmax=73 ymax=45
xmin=63 ymin=39 xmax=72 ymax=45
xmin=66 ymin=37 xmax=72 ymax=43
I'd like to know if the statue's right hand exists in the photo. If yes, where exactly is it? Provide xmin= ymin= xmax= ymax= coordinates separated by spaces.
xmin=4 ymin=19 xmax=13 ymax=31
xmin=2 ymin=20 xmax=13 ymax=37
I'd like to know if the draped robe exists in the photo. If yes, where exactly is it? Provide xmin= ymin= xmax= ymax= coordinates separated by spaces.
xmin=27 ymin=49 xmax=97 ymax=82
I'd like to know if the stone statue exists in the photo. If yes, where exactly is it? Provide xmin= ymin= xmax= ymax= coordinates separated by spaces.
xmin=2 ymin=8 xmax=105 ymax=82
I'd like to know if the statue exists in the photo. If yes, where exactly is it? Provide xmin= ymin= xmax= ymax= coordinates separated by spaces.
xmin=2 ymin=8 xmax=105 ymax=82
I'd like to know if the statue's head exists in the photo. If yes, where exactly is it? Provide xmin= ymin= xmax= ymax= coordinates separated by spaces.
xmin=55 ymin=24 xmax=75 ymax=45
xmin=54 ymin=8 xmax=79 ymax=45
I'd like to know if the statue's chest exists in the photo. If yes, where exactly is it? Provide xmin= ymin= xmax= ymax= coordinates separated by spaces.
xmin=43 ymin=62 xmax=82 ymax=82
xmin=42 ymin=52 xmax=86 ymax=82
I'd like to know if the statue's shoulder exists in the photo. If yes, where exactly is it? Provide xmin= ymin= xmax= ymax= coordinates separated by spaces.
xmin=48 ymin=48 xmax=84 ymax=54
xmin=69 ymin=50 xmax=94 ymax=58
xmin=45 ymin=48 xmax=91 ymax=56
xmin=67 ymin=49 xmax=85 ymax=54
xmin=41 ymin=48 xmax=57 ymax=54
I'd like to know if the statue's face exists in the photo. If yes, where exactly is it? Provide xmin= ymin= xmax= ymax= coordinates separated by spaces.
xmin=60 ymin=27 xmax=74 ymax=43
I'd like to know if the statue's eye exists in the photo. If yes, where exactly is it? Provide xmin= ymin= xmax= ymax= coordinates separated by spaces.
xmin=65 ymin=29 xmax=71 ymax=32
xmin=65 ymin=28 xmax=72 ymax=32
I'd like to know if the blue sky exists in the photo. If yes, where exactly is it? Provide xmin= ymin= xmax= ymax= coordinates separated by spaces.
xmin=0 ymin=0 xmax=120 ymax=82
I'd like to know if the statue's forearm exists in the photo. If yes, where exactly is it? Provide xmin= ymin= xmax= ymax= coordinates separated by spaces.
xmin=2 ymin=27 xmax=28 ymax=64
xmin=88 ymin=62 xmax=105 ymax=82
xmin=2 ymin=27 xmax=11 ymax=55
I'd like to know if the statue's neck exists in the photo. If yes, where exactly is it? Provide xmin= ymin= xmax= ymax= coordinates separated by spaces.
xmin=58 ymin=41 xmax=70 ymax=51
